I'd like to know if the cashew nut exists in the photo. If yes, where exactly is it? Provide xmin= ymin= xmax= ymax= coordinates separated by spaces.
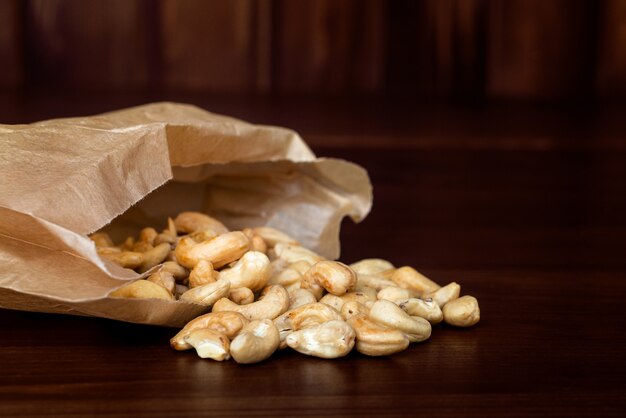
xmin=217 ymin=251 xmax=272 ymax=291
xmin=185 ymin=329 xmax=230 ymax=361
xmin=170 ymin=311 xmax=249 ymax=350
xmin=318 ymin=294 xmax=343 ymax=312
xmin=368 ymin=300 xmax=431 ymax=343
xmin=349 ymin=258 xmax=395 ymax=276
xmin=110 ymin=279 xmax=174 ymax=301
xmin=425 ymin=282 xmax=461 ymax=307
xmin=288 ymin=288 xmax=317 ymax=309
xmin=212 ymin=285 xmax=289 ymax=320
xmin=138 ymin=242 xmax=171 ymax=273
xmin=174 ymin=211 xmax=229 ymax=235
xmin=286 ymin=320 xmax=356 ymax=359
xmin=355 ymin=274 xmax=396 ymax=291
xmin=271 ymin=242 xmax=324 ymax=266
xmin=274 ymin=302 xmax=343 ymax=348
xmin=398 ymin=297 xmax=443 ymax=324
xmin=443 ymin=295 xmax=480 ymax=327
xmin=252 ymin=226 xmax=299 ymax=248
xmin=347 ymin=313 xmax=410 ymax=356
xmin=161 ymin=261 xmax=189 ymax=283
xmin=98 ymin=248 xmax=144 ymax=269
xmin=174 ymin=231 xmax=250 ymax=269
xmin=146 ymin=271 xmax=176 ymax=294
xmin=340 ymin=301 xmax=371 ymax=321
xmin=229 ymin=287 xmax=254 ymax=305
xmin=230 ymin=319 xmax=280 ymax=364
xmin=188 ymin=260 xmax=217 ymax=288
xmin=390 ymin=266 xmax=441 ymax=295
xmin=179 ymin=278 xmax=230 ymax=306
xmin=139 ymin=227 xmax=158 ymax=246
xmin=377 ymin=286 xmax=412 ymax=303
xmin=89 ymin=232 xmax=114 ymax=248
xmin=174 ymin=284 xmax=189 ymax=299
xmin=301 ymin=261 xmax=357 ymax=299
xmin=243 ymin=228 xmax=268 ymax=254
xmin=319 ymin=288 xmax=376 ymax=312
xmin=268 ymin=260 xmax=311 ymax=288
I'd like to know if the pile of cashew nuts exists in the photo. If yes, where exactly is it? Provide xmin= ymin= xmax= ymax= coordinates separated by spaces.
xmin=92 ymin=212 xmax=480 ymax=363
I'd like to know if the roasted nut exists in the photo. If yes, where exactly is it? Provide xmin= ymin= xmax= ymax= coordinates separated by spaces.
xmin=230 ymin=319 xmax=280 ymax=364
xmin=271 ymin=243 xmax=323 ymax=265
xmin=288 ymin=288 xmax=317 ymax=309
xmin=301 ymin=261 xmax=357 ymax=299
xmin=355 ymin=274 xmax=396 ymax=291
xmin=398 ymin=297 xmax=443 ymax=324
xmin=185 ymin=329 xmax=230 ymax=361
xmin=377 ymin=286 xmax=412 ymax=303
xmin=160 ymin=261 xmax=189 ymax=283
xmin=347 ymin=313 xmax=410 ymax=356
xmin=146 ymin=271 xmax=176 ymax=295
xmin=252 ymin=226 xmax=299 ymax=248
xmin=274 ymin=302 xmax=343 ymax=348
xmin=229 ymin=287 xmax=255 ymax=305
xmin=179 ymin=278 xmax=230 ymax=306
xmin=340 ymin=301 xmax=371 ymax=321
xmin=442 ymin=295 xmax=480 ymax=327
xmin=425 ymin=282 xmax=461 ymax=307
xmin=212 ymin=285 xmax=290 ymax=320
xmin=268 ymin=260 xmax=311 ymax=288
xmin=174 ymin=231 xmax=250 ymax=269
xmin=89 ymin=232 xmax=114 ymax=248
xmin=286 ymin=320 xmax=356 ymax=359
xmin=171 ymin=311 xmax=249 ymax=350
xmin=188 ymin=260 xmax=217 ymax=288
xmin=390 ymin=266 xmax=441 ymax=296
xmin=138 ymin=242 xmax=171 ymax=273
xmin=98 ymin=248 xmax=144 ymax=269
xmin=110 ymin=280 xmax=174 ymax=301
xmin=217 ymin=251 xmax=272 ymax=292
xmin=349 ymin=258 xmax=395 ymax=276
xmin=368 ymin=300 xmax=431 ymax=343
xmin=319 ymin=288 xmax=376 ymax=312
xmin=174 ymin=211 xmax=229 ymax=235
xmin=174 ymin=284 xmax=189 ymax=299
xmin=139 ymin=227 xmax=158 ymax=246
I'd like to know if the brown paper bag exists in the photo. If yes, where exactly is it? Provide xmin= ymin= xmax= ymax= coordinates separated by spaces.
xmin=0 ymin=103 xmax=372 ymax=327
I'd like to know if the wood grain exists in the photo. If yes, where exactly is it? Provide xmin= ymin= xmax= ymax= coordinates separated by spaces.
xmin=487 ymin=0 xmax=599 ymax=100
xmin=273 ymin=0 xmax=386 ymax=95
xmin=25 ymin=0 xmax=154 ymax=89
xmin=159 ymin=0 xmax=256 ymax=92
xmin=596 ymin=0 xmax=626 ymax=99
xmin=0 ymin=0 xmax=22 ymax=89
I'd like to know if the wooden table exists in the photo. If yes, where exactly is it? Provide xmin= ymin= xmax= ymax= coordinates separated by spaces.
xmin=1 ymin=96 xmax=625 ymax=417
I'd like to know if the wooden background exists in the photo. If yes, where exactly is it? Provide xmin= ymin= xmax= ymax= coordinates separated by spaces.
xmin=1 ymin=0 xmax=626 ymax=101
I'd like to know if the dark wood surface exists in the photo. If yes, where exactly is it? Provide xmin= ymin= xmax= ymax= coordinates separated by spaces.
xmin=1 ymin=97 xmax=625 ymax=417
xmin=3 ymin=0 xmax=626 ymax=100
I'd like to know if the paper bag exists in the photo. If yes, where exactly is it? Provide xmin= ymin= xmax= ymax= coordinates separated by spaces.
xmin=0 ymin=103 xmax=372 ymax=327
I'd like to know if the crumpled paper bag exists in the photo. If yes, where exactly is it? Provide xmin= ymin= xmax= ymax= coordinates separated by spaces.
xmin=0 ymin=102 xmax=372 ymax=327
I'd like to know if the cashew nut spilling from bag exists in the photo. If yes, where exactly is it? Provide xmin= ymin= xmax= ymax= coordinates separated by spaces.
xmin=91 ymin=211 xmax=480 ymax=364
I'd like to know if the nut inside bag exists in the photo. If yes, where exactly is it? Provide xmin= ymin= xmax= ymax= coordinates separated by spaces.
xmin=0 ymin=102 xmax=372 ymax=327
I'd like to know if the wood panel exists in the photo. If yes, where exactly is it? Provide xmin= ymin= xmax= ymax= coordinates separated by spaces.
xmin=386 ymin=0 xmax=485 ymax=98
xmin=596 ymin=0 xmax=626 ymax=99
xmin=0 ymin=0 xmax=22 ymax=89
xmin=159 ymin=0 xmax=257 ymax=92
xmin=273 ymin=0 xmax=386 ymax=95
xmin=1 ymin=0 xmax=625 ymax=101
xmin=487 ymin=0 xmax=599 ymax=100
xmin=25 ymin=0 xmax=154 ymax=89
